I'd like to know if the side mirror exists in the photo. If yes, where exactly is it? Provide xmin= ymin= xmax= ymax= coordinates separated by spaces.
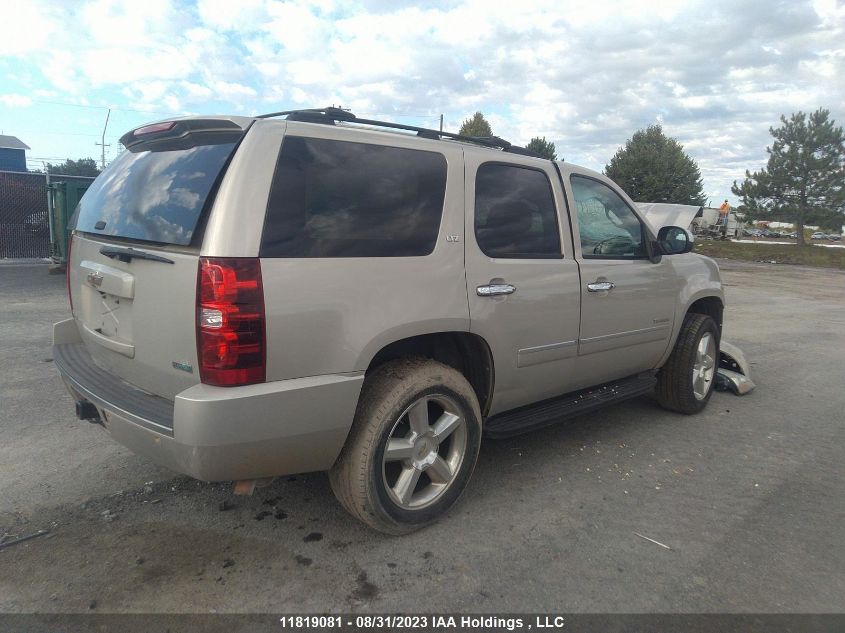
xmin=657 ymin=226 xmax=694 ymax=255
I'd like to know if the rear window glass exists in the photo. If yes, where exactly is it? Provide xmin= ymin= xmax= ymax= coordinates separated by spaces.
xmin=260 ymin=136 xmax=447 ymax=257
xmin=74 ymin=140 xmax=237 ymax=245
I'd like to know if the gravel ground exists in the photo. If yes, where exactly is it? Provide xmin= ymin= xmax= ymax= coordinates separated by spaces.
xmin=1 ymin=260 xmax=843 ymax=614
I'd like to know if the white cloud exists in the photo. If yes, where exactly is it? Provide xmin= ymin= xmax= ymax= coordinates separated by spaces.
xmin=208 ymin=81 xmax=258 ymax=101
xmin=264 ymin=1 xmax=331 ymax=54
xmin=196 ymin=0 xmax=267 ymax=32
xmin=0 ymin=94 xmax=33 ymax=107
xmin=78 ymin=0 xmax=182 ymax=48
xmin=123 ymin=80 xmax=169 ymax=103
xmin=2 ymin=0 xmax=844 ymax=204
xmin=181 ymin=81 xmax=213 ymax=100
xmin=0 ymin=0 xmax=59 ymax=56
xmin=80 ymin=46 xmax=194 ymax=86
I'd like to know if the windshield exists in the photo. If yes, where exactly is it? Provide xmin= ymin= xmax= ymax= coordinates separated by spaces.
xmin=73 ymin=140 xmax=237 ymax=245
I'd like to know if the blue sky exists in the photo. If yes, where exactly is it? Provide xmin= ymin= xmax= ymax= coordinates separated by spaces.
xmin=1 ymin=0 xmax=843 ymax=204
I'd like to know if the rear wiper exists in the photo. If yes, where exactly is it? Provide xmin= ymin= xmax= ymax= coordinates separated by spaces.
xmin=99 ymin=246 xmax=174 ymax=264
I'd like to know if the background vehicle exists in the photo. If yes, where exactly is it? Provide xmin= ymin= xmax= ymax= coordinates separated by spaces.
xmin=24 ymin=210 xmax=49 ymax=236
xmin=54 ymin=108 xmax=726 ymax=533
xmin=811 ymin=231 xmax=827 ymax=240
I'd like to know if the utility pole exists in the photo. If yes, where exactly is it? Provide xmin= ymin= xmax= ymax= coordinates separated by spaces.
xmin=95 ymin=108 xmax=111 ymax=170
xmin=44 ymin=161 xmax=54 ymax=260
xmin=440 ymin=114 xmax=443 ymax=132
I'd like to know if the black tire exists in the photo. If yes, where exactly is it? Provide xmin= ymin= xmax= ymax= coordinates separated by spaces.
xmin=329 ymin=358 xmax=482 ymax=535
xmin=655 ymin=313 xmax=720 ymax=414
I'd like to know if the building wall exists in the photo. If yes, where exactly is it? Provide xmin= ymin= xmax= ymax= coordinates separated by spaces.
xmin=0 ymin=148 xmax=26 ymax=172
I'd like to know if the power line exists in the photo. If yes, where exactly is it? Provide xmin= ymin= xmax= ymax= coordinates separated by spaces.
xmin=30 ymin=98 xmax=184 ymax=118
xmin=357 ymin=112 xmax=441 ymax=120
xmin=25 ymin=100 xmax=444 ymax=124
xmin=27 ymin=156 xmax=83 ymax=160
xmin=29 ymin=96 xmax=448 ymax=119
xmin=12 ymin=129 xmax=112 ymax=138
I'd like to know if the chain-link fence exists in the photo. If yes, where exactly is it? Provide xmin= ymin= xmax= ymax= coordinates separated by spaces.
xmin=0 ymin=171 xmax=95 ymax=259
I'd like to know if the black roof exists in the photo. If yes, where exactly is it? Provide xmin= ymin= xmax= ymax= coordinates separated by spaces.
xmin=257 ymin=107 xmax=543 ymax=158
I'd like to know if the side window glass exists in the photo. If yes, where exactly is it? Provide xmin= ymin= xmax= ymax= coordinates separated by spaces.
xmin=570 ymin=176 xmax=646 ymax=258
xmin=261 ymin=136 xmax=447 ymax=257
xmin=474 ymin=164 xmax=561 ymax=259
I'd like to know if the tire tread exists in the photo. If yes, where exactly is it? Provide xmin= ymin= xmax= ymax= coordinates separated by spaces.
xmin=656 ymin=313 xmax=718 ymax=414
xmin=329 ymin=357 xmax=481 ymax=534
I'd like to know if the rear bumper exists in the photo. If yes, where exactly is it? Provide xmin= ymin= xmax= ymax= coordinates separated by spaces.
xmin=53 ymin=319 xmax=363 ymax=481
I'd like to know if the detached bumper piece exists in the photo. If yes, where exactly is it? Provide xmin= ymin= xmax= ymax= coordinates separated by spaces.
xmin=716 ymin=341 xmax=756 ymax=396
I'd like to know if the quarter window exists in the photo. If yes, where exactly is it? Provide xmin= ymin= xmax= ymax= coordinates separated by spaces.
xmin=261 ymin=136 xmax=447 ymax=257
xmin=474 ymin=164 xmax=561 ymax=259
xmin=570 ymin=176 xmax=647 ymax=258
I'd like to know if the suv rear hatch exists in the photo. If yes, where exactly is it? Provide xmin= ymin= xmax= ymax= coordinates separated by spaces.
xmin=67 ymin=117 xmax=249 ymax=401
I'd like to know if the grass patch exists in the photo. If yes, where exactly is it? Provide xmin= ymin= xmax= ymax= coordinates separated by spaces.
xmin=694 ymin=240 xmax=845 ymax=269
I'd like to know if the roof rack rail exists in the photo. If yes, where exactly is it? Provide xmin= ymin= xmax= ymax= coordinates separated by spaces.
xmin=256 ymin=107 xmax=544 ymax=158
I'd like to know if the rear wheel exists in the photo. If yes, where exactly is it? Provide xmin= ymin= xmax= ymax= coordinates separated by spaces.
xmin=329 ymin=358 xmax=482 ymax=534
xmin=656 ymin=313 xmax=719 ymax=414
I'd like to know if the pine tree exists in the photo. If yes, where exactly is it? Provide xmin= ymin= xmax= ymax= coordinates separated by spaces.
xmin=459 ymin=112 xmax=492 ymax=137
xmin=732 ymin=108 xmax=845 ymax=246
xmin=604 ymin=125 xmax=705 ymax=205
xmin=526 ymin=136 xmax=557 ymax=160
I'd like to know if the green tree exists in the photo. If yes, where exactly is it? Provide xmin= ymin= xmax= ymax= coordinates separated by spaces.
xmin=604 ymin=125 xmax=705 ymax=205
xmin=46 ymin=158 xmax=101 ymax=177
xmin=732 ymin=108 xmax=845 ymax=246
xmin=526 ymin=136 xmax=557 ymax=160
xmin=459 ymin=112 xmax=492 ymax=137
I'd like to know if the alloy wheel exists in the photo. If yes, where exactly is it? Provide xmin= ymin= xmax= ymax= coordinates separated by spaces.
xmin=381 ymin=394 xmax=468 ymax=510
xmin=692 ymin=332 xmax=716 ymax=400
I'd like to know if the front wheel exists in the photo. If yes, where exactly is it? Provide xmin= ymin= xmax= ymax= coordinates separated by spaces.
xmin=655 ymin=313 xmax=719 ymax=414
xmin=329 ymin=358 xmax=482 ymax=534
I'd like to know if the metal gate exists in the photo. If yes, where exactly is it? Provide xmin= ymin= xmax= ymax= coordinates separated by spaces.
xmin=0 ymin=171 xmax=94 ymax=259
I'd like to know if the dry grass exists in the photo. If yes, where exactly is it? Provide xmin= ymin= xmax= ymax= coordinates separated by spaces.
xmin=694 ymin=239 xmax=845 ymax=269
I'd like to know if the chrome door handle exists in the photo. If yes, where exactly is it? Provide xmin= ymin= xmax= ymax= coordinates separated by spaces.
xmin=587 ymin=281 xmax=615 ymax=292
xmin=477 ymin=284 xmax=516 ymax=297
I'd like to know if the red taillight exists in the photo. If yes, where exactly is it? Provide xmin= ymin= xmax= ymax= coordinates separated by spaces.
xmin=196 ymin=258 xmax=266 ymax=387
xmin=66 ymin=233 xmax=74 ymax=314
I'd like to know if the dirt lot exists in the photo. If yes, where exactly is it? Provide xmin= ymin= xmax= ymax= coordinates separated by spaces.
xmin=1 ymin=259 xmax=843 ymax=614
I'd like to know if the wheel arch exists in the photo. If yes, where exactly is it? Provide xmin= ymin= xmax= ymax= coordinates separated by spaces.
xmin=364 ymin=332 xmax=495 ymax=418
xmin=657 ymin=291 xmax=725 ymax=369
xmin=687 ymin=295 xmax=724 ymax=341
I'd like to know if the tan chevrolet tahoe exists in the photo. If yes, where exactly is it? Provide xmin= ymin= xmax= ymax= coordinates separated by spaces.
xmin=54 ymin=107 xmax=724 ymax=534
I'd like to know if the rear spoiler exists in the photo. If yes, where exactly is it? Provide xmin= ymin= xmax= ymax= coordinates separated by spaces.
xmin=120 ymin=118 xmax=251 ymax=150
